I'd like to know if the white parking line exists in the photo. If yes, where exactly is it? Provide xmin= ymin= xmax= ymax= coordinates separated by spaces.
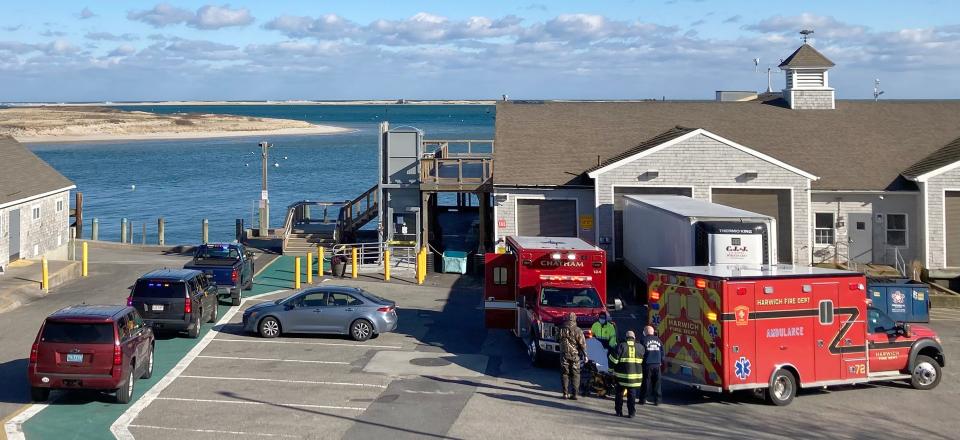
xmin=212 ymin=338 xmax=403 ymax=350
xmin=156 ymin=396 xmax=366 ymax=411
xmin=128 ymin=424 xmax=299 ymax=438
xmin=3 ymin=404 xmax=47 ymax=440
xmin=179 ymin=375 xmax=388 ymax=389
xmin=197 ymin=355 xmax=350 ymax=365
xmin=110 ymin=288 xmax=290 ymax=440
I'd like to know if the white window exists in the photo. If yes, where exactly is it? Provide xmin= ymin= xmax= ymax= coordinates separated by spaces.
xmin=56 ymin=200 xmax=64 ymax=212
xmin=886 ymin=214 xmax=908 ymax=247
xmin=31 ymin=206 xmax=41 ymax=222
xmin=814 ymin=212 xmax=835 ymax=245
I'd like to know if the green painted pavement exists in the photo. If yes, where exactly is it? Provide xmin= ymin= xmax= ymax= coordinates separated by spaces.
xmin=20 ymin=256 xmax=295 ymax=440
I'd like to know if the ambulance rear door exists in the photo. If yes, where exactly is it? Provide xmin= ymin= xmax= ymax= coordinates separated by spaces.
xmin=484 ymin=253 xmax=516 ymax=329
xmin=723 ymin=281 xmax=758 ymax=390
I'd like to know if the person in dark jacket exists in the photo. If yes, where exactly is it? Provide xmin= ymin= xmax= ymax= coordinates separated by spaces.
xmin=609 ymin=330 xmax=644 ymax=417
xmin=557 ymin=312 xmax=587 ymax=400
xmin=638 ymin=325 xmax=663 ymax=405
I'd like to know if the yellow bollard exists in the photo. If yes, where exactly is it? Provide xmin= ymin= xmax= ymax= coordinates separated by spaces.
xmin=417 ymin=247 xmax=426 ymax=285
xmin=351 ymin=247 xmax=358 ymax=279
xmin=306 ymin=252 xmax=313 ymax=284
xmin=317 ymin=245 xmax=324 ymax=277
xmin=384 ymin=250 xmax=391 ymax=281
xmin=81 ymin=241 xmax=88 ymax=277
xmin=295 ymin=257 xmax=301 ymax=289
xmin=41 ymin=256 xmax=49 ymax=291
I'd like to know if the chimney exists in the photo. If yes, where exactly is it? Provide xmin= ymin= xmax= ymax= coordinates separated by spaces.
xmin=779 ymin=32 xmax=836 ymax=110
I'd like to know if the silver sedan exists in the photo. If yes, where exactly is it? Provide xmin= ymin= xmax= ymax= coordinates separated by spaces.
xmin=241 ymin=286 xmax=398 ymax=341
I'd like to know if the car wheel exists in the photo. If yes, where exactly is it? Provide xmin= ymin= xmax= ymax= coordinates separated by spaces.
xmin=116 ymin=368 xmax=134 ymax=404
xmin=350 ymin=319 xmax=373 ymax=341
xmin=208 ymin=303 xmax=218 ymax=323
xmin=766 ymin=369 xmax=796 ymax=406
xmin=188 ymin=314 xmax=201 ymax=339
xmin=140 ymin=346 xmax=154 ymax=379
xmin=30 ymin=387 xmax=50 ymax=402
xmin=259 ymin=317 xmax=281 ymax=338
xmin=910 ymin=355 xmax=942 ymax=390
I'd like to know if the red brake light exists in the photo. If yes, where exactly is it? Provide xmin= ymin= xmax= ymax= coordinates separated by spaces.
xmin=30 ymin=343 xmax=39 ymax=363
xmin=231 ymin=269 xmax=238 ymax=283
xmin=184 ymin=297 xmax=192 ymax=314
xmin=113 ymin=343 xmax=122 ymax=366
xmin=695 ymin=278 xmax=707 ymax=289
xmin=377 ymin=306 xmax=394 ymax=313
xmin=649 ymin=291 xmax=661 ymax=301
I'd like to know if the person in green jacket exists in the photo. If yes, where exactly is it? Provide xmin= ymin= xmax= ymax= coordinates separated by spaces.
xmin=609 ymin=330 xmax=644 ymax=418
xmin=590 ymin=314 xmax=618 ymax=350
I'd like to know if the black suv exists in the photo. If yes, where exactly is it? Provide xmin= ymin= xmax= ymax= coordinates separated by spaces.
xmin=128 ymin=269 xmax=218 ymax=338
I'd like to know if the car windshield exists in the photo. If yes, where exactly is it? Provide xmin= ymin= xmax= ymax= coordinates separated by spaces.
xmin=540 ymin=287 xmax=602 ymax=308
xmin=132 ymin=280 xmax=187 ymax=299
xmin=195 ymin=245 xmax=240 ymax=260
xmin=42 ymin=321 xmax=114 ymax=343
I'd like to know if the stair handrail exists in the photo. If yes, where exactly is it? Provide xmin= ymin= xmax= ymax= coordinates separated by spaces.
xmin=889 ymin=246 xmax=907 ymax=278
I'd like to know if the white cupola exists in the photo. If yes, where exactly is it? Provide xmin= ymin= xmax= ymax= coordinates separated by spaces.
xmin=779 ymin=43 xmax=836 ymax=110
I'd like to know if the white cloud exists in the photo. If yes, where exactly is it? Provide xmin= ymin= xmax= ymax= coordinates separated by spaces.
xmin=108 ymin=44 xmax=136 ymax=57
xmin=128 ymin=3 xmax=253 ymax=30
xmin=85 ymin=32 xmax=138 ymax=42
xmin=262 ymin=14 xmax=360 ymax=39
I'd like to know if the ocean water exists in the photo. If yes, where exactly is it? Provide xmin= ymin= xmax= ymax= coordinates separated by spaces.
xmin=28 ymin=105 xmax=495 ymax=245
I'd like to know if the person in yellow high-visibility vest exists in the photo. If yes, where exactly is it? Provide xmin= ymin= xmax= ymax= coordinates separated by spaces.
xmin=590 ymin=314 xmax=618 ymax=350
xmin=608 ymin=330 xmax=644 ymax=418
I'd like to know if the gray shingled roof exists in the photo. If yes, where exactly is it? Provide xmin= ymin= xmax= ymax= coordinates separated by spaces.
xmin=585 ymin=126 xmax=696 ymax=173
xmin=778 ymin=44 xmax=835 ymax=68
xmin=902 ymin=137 xmax=960 ymax=179
xmin=0 ymin=135 xmax=75 ymax=206
xmin=493 ymin=100 xmax=960 ymax=191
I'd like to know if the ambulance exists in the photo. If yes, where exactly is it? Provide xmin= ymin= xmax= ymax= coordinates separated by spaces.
xmin=647 ymin=265 xmax=945 ymax=405
xmin=484 ymin=236 xmax=621 ymax=365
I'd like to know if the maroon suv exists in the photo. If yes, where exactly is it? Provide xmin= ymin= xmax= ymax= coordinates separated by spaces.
xmin=28 ymin=305 xmax=155 ymax=403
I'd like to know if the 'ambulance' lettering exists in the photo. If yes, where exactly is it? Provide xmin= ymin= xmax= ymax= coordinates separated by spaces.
xmin=766 ymin=327 xmax=804 ymax=338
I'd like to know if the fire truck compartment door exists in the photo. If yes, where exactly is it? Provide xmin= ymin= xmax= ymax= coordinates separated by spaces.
xmin=813 ymin=283 xmax=842 ymax=383
xmin=484 ymin=252 xmax=517 ymax=329
xmin=724 ymin=282 xmax=757 ymax=389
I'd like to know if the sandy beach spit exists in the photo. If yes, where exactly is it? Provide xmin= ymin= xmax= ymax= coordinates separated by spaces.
xmin=0 ymin=106 xmax=352 ymax=143
xmin=6 ymin=99 xmax=496 ymax=107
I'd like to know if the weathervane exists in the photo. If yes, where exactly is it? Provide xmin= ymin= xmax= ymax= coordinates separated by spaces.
xmin=800 ymin=29 xmax=814 ymax=43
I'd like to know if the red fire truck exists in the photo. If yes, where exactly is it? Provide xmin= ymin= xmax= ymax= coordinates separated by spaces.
xmin=484 ymin=236 xmax=621 ymax=365
xmin=648 ymin=265 xmax=945 ymax=405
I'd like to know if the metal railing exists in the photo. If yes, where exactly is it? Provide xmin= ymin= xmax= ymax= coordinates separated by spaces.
xmin=886 ymin=246 xmax=907 ymax=278
xmin=422 ymin=139 xmax=494 ymax=157
xmin=341 ymin=185 xmax=378 ymax=232
xmin=420 ymin=139 xmax=495 ymax=187
xmin=330 ymin=242 xmax=418 ymax=271
xmin=835 ymin=241 xmax=862 ymax=274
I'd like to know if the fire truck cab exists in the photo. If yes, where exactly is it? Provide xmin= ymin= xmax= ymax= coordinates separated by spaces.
xmin=648 ymin=265 xmax=945 ymax=406
xmin=484 ymin=236 xmax=622 ymax=365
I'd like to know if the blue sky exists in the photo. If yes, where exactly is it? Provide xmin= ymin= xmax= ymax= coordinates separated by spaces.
xmin=1 ymin=1 xmax=958 ymax=101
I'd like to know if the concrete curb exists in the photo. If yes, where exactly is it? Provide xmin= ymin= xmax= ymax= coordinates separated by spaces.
xmin=931 ymin=294 xmax=960 ymax=309
xmin=79 ymin=240 xmax=196 ymax=255
xmin=0 ymin=261 xmax=81 ymax=314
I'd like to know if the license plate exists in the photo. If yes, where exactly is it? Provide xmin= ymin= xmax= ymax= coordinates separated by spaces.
xmin=151 ymin=304 xmax=165 ymax=311
xmin=66 ymin=353 xmax=83 ymax=363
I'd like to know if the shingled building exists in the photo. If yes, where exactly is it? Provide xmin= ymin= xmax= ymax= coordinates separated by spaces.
xmin=0 ymin=135 xmax=75 ymax=270
xmin=490 ymin=42 xmax=960 ymax=273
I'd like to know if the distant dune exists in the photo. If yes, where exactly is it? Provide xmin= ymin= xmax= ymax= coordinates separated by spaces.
xmin=0 ymin=106 xmax=352 ymax=143
xmin=5 ymin=99 xmax=496 ymax=106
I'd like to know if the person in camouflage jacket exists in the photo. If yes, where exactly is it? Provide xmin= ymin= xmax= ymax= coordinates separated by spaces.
xmin=558 ymin=312 xmax=587 ymax=400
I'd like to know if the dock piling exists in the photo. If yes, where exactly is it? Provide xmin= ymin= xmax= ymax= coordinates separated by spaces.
xmin=141 ymin=223 xmax=146 ymax=245
xmin=91 ymin=218 xmax=99 ymax=241
xmin=158 ymin=217 xmax=165 ymax=245
xmin=202 ymin=219 xmax=209 ymax=244
xmin=127 ymin=221 xmax=133 ymax=244
xmin=120 ymin=218 xmax=128 ymax=243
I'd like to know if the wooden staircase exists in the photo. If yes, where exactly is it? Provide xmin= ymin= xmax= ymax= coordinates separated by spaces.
xmin=338 ymin=185 xmax=378 ymax=243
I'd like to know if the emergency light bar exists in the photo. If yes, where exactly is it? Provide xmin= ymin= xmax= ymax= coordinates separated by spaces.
xmin=540 ymin=275 xmax=592 ymax=282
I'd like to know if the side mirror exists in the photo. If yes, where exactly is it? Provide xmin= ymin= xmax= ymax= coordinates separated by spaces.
xmin=896 ymin=321 xmax=912 ymax=337
xmin=284 ymin=303 xmax=295 ymax=310
xmin=608 ymin=298 xmax=623 ymax=312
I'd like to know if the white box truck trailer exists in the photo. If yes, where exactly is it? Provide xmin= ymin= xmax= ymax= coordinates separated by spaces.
xmin=621 ymin=195 xmax=777 ymax=280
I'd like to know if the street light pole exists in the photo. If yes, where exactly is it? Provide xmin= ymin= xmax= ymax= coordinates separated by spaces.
xmin=258 ymin=141 xmax=272 ymax=237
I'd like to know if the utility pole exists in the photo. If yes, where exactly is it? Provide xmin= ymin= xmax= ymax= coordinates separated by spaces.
xmin=259 ymin=141 xmax=272 ymax=237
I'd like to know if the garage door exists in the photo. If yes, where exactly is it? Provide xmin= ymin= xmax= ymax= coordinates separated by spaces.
xmin=711 ymin=188 xmax=792 ymax=263
xmin=945 ymin=192 xmax=960 ymax=266
xmin=614 ymin=187 xmax=692 ymax=260
xmin=516 ymin=199 xmax=577 ymax=237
